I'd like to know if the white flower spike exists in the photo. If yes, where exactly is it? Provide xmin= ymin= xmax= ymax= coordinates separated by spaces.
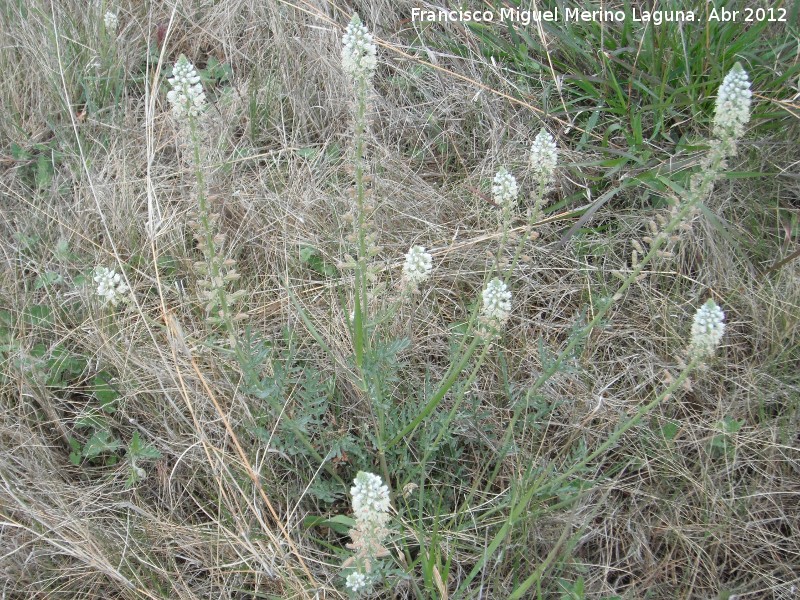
xmin=345 ymin=571 xmax=369 ymax=594
xmin=341 ymin=14 xmax=377 ymax=81
xmin=689 ymin=298 xmax=726 ymax=359
xmin=713 ymin=62 xmax=752 ymax=143
xmin=166 ymin=55 xmax=206 ymax=120
xmin=492 ymin=167 xmax=518 ymax=209
xmin=402 ymin=245 xmax=433 ymax=287
xmin=103 ymin=11 xmax=118 ymax=32
xmin=481 ymin=278 xmax=512 ymax=326
xmin=351 ymin=471 xmax=390 ymax=525
xmin=343 ymin=472 xmax=391 ymax=595
xmin=93 ymin=266 xmax=130 ymax=307
xmin=529 ymin=128 xmax=558 ymax=185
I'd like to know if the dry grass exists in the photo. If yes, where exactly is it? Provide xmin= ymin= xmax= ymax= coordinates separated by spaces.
xmin=1 ymin=0 xmax=798 ymax=598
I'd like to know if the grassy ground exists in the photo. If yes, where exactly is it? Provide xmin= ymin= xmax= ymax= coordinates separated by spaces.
xmin=1 ymin=0 xmax=798 ymax=598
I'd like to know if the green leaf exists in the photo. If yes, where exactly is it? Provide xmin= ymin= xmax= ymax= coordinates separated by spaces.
xmin=720 ymin=416 xmax=743 ymax=434
xmin=128 ymin=431 xmax=162 ymax=460
xmin=303 ymin=514 xmax=355 ymax=535
xmin=660 ymin=420 xmax=679 ymax=441
xmin=25 ymin=305 xmax=53 ymax=326
xmin=11 ymin=142 xmax=30 ymax=161
xmin=296 ymin=147 xmax=318 ymax=160
xmin=75 ymin=413 xmax=109 ymax=431
xmin=34 ymin=271 xmax=63 ymax=290
xmin=82 ymin=429 xmax=121 ymax=460
xmin=92 ymin=374 xmax=119 ymax=413
xmin=68 ymin=438 xmax=82 ymax=465
xmin=299 ymin=246 xmax=338 ymax=277
xmin=35 ymin=153 xmax=53 ymax=189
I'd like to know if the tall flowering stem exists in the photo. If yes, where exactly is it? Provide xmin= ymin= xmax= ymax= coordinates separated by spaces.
xmin=342 ymin=14 xmax=398 ymax=487
xmin=167 ymin=56 xmax=238 ymax=351
xmin=165 ymin=56 xmax=336 ymax=480
xmin=494 ymin=128 xmax=559 ymax=287
xmin=492 ymin=166 xmax=518 ymax=273
xmin=342 ymin=14 xmax=377 ymax=371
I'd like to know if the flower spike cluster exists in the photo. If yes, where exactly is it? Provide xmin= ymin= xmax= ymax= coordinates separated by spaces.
xmin=479 ymin=278 xmax=512 ymax=340
xmin=689 ymin=298 xmax=726 ymax=359
xmin=166 ymin=55 xmax=206 ymax=120
xmin=492 ymin=167 xmax=518 ymax=209
xmin=529 ymin=128 xmax=558 ymax=186
xmin=343 ymin=471 xmax=392 ymax=595
xmin=341 ymin=14 xmax=377 ymax=81
xmin=713 ymin=62 xmax=752 ymax=143
xmin=93 ymin=266 xmax=130 ymax=307
xmin=402 ymin=245 xmax=433 ymax=289
xmin=104 ymin=11 xmax=118 ymax=32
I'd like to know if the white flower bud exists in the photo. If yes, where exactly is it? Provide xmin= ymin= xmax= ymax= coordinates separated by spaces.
xmin=351 ymin=471 xmax=390 ymax=525
xmin=103 ymin=11 xmax=118 ymax=32
xmin=345 ymin=571 xmax=369 ymax=594
xmin=93 ymin=266 xmax=130 ymax=307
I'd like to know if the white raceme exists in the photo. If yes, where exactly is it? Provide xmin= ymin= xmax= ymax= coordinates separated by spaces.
xmin=93 ymin=266 xmax=130 ymax=307
xmin=492 ymin=167 xmax=518 ymax=209
xmin=344 ymin=472 xmax=391 ymax=595
xmin=402 ymin=245 xmax=433 ymax=286
xmin=351 ymin=471 xmax=390 ymax=524
xmin=166 ymin=55 xmax=206 ymax=119
xmin=713 ymin=63 xmax=752 ymax=142
xmin=689 ymin=299 xmax=726 ymax=359
xmin=104 ymin=11 xmax=118 ymax=32
xmin=529 ymin=128 xmax=558 ymax=184
xmin=345 ymin=571 xmax=369 ymax=594
xmin=341 ymin=14 xmax=377 ymax=80
xmin=481 ymin=278 xmax=512 ymax=325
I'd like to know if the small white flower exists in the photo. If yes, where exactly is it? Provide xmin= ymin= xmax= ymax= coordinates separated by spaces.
xmin=713 ymin=63 xmax=752 ymax=142
xmin=345 ymin=571 xmax=369 ymax=594
xmin=481 ymin=278 xmax=512 ymax=325
xmin=341 ymin=14 xmax=377 ymax=81
xmin=103 ymin=11 xmax=118 ymax=32
xmin=529 ymin=128 xmax=558 ymax=184
xmin=402 ymin=245 xmax=433 ymax=286
xmin=166 ymin=55 xmax=206 ymax=120
xmin=351 ymin=471 xmax=390 ymax=524
xmin=492 ymin=167 xmax=518 ymax=209
xmin=93 ymin=266 xmax=130 ymax=307
xmin=689 ymin=299 xmax=726 ymax=359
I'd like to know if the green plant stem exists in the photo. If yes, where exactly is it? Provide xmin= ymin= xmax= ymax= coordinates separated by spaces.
xmin=415 ymin=342 xmax=493 ymax=467
xmin=502 ymin=178 xmax=548 ymax=282
xmin=494 ymin=203 xmax=512 ymax=277
xmin=386 ymin=336 xmax=482 ymax=449
xmin=352 ymin=76 xmax=369 ymax=371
